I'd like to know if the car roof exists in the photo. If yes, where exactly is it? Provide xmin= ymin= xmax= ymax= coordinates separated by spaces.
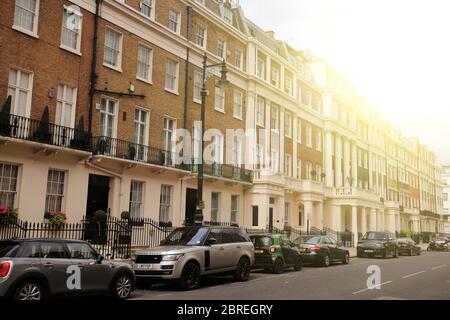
xmin=249 ymin=233 xmax=284 ymax=237
xmin=0 ymin=238 xmax=88 ymax=243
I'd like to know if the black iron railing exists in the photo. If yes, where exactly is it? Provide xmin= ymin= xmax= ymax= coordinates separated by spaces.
xmin=0 ymin=114 xmax=90 ymax=151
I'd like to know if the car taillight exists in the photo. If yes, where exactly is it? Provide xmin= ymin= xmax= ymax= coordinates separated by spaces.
xmin=308 ymin=246 xmax=320 ymax=253
xmin=270 ymin=247 xmax=277 ymax=253
xmin=0 ymin=261 xmax=12 ymax=278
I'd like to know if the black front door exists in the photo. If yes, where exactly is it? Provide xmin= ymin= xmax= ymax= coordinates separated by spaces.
xmin=86 ymin=174 xmax=110 ymax=220
xmin=185 ymin=188 xmax=197 ymax=226
xmin=269 ymin=207 xmax=274 ymax=232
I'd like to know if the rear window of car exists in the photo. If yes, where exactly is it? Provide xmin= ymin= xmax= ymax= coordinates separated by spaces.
xmin=0 ymin=241 xmax=19 ymax=258
xmin=251 ymin=236 xmax=273 ymax=247
xmin=305 ymin=237 xmax=322 ymax=244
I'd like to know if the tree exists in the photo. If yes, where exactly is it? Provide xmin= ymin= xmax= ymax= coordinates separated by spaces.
xmin=0 ymin=96 xmax=12 ymax=135
xmin=35 ymin=106 xmax=50 ymax=143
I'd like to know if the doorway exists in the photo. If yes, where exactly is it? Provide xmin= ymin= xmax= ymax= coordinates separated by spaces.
xmin=86 ymin=174 xmax=110 ymax=220
xmin=185 ymin=188 xmax=197 ymax=226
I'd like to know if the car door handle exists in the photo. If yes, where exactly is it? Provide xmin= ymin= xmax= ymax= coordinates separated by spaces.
xmin=236 ymin=246 xmax=242 ymax=249
xmin=44 ymin=263 xmax=54 ymax=269
xmin=219 ymin=247 xmax=225 ymax=251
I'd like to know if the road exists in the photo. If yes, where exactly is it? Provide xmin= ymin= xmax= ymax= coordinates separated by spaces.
xmin=131 ymin=251 xmax=450 ymax=300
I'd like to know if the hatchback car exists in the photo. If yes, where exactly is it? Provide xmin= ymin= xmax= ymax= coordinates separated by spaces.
xmin=132 ymin=226 xmax=254 ymax=290
xmin=397 ymin=237 xmax=421 ymax=256
xmin=0 ymin=239 xmax=136 ymax=300
xmin=249 ymin=234 xmax=302 ymax=274
xmin=293 ymin=235 xmax=350 ymax=267
xmin=357 ymin=231 xmax=398 ymax=258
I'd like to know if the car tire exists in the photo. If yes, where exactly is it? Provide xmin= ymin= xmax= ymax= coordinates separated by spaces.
xmin=13 ymin=280 xmax=45 ymax=301
xmin=234 ymin=257 xmax=251 ymax=282
xmin=357 ymin=251 xmax=364 ymax=258
xmin=111 ymin=273 xmax=133 ymax=300
xmin=342 ymin=252 xmax=350 ymax=265
xmin=179 ymin=262 xmax=201 ymax=291
xmin=272 ymin=258 xmax=284 ymax=274
xmin=382 ymin=248 xmax=388 ymax=259
xmin=417 ymin=249 xmax=421 ymax=256
xmin=294 ymin=257 xmax=302 ymax=271
xmin=408 ymin=249 xmax=413 ymax=256
xmin=322 ymin=254 xmax=331 ymax=267
xmin=393 ymin=248 xmax=398 ymax=258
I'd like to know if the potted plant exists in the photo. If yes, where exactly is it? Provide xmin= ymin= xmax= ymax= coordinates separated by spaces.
xmin=47 ymin=211 xmax=67 ymax=227
xmin=34 ymin=106 xmax=51 ymax=144
xmin=0 ymin=205 xmax=8 ymax=224
xmin=120 ymin=211 xmax=130 ymax=220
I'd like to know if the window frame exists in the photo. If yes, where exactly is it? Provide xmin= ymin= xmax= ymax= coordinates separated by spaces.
xmin=195 ymin=24 xmax=207 ymax=49
xmin=233 ymin=90 xmax=243 ymax=120
xmin=193 ymin=70 xmax=203 ymax=104
xmin=45 ymin=169 xmax=66 ymax=214
xmin=140 ymin=0 xmax=155 ymax=20
xmin=159 ymin=185 xmax=173 ymax=222
xmin=129 ymin=180 xmax=144 ymax=219
xmin=214 ymin=86 xmax=225 ymax=113
xmin=7 ymin=68 xmax=34 ymax=118
xmin=0 ymin=163 xmax=20 ymax=209
xmin=211 ymin=192 xmax=221 ymax=222
xmin=103 ymin=27 xmax=123 ymax=72
xmin=60 ymin=5 xmax=83 ymax=55
xmin=12 ymin=0 xmax=40 ymax=38
xmin=168 ymin=8 xmax=181 ymax=34
xmin=136 ymin=44 xmax=153 ymax=83
xmin=165 ymin=58 xmax=179 ymax=94
xmin=256 ymin=98 xmax=265 ymax=127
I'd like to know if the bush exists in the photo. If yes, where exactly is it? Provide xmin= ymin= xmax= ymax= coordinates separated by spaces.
xmin=47 ymin=211 xmax=67 ymax=227
xmin=121 ymin=211 xmax=130 ymax=220
xmin=93 ymin=210 xmax=107 ymax=221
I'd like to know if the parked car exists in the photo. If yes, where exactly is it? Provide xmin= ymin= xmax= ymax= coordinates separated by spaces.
xmin=357 ymin=231 xmax=398 ymax=258
xmin=397 ymin=237 xmax=421 ymax=256
xmin=0 ymin=239 xmax=136 ymax=300
xmin=249 ymin=234 xmax=302 ymax=273
xmin=131 ymin=226 xmax=254 ymax=290
xmin=292 ymin=236 xmax=350 ymax=267
xmin=427 ymin=238 xmax=449 ymax=251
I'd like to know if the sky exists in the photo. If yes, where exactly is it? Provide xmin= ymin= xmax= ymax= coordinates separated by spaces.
xmin=240 ymin=0 xmax=450 ymax=164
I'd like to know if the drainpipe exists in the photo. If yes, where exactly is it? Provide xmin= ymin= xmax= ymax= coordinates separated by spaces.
xmin=88 ymin=0 xmax=102 ymax=140
xmin=183 ymin=6 xmax=193 ymax=133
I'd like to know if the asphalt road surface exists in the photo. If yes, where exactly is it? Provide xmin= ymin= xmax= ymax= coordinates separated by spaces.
xmin=131 ymin=251 xmax=450 ymax=300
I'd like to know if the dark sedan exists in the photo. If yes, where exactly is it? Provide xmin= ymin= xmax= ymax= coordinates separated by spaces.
xmin=397 ymin=237 xmax=421 ymax=256
xmin=292 ymin=236 xmax=350 ymax=267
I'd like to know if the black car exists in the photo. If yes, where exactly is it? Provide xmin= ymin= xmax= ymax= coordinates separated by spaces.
xmin=292 ymin=236 xmax=350 ymax=267
xmin=397 ymin=237 xmax=421 ymax=256
xmin=357 ymin=231 xmax=398 ymax=258
xmin=250 ymin=234 xmax=302 ymax=274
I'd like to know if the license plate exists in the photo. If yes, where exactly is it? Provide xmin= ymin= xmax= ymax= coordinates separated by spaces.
xmin=364 ymin=250 xmax=374 ymax=253
xmin=137 ymin=264 xmax=153 ymax=269
xmin=255 ymin=250 xmax=264 ymax=254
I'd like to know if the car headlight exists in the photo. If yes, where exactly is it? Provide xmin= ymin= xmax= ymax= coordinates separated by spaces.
xmin=162 ymin=254 xmax=184 ymax=261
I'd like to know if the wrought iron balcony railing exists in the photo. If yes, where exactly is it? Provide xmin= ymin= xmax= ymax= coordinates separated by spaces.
xmin=0 ymin=114 xmax=90 ymax=151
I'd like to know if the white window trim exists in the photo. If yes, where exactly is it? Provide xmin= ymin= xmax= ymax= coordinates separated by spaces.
xmin=129 ymin=180 xmax=145 ymax=219
xmin=45 ymin=169 xmax=67 ymax=213
xmin=136 ymin=43 xmax=153 ymax=84
xmin=194 ymin=24 xmax=207 ymax=50
xmin=214 ymin=86 xmax=225 ymax=113
xmin=233 ymin=90 xmax=243 ymax=120
xmin=12 ymin=0 xmax=40 ymax=38
xmin=99 ymin=95 xmax=119 ymax=139
xmin=134 ymin=107 xmax=150 ymax=147
xmin=168 ymin=8 xmax=181 ymax=35
xmin=306 ymin=124 xmax=312 ymax=148
xmin=165 ymin=58 xmax=180 ymax=95
xmin=193 ymin=70 xmax=203 ymax=104
xmin=231 ymin=195 xmax=239 ymax=223
xmin=284 ymin=112 xmax=292 ymax=138
xmin=217 ymin=38 xmax=226 ymax=60
xmin=56 ymin=84 xmax=77 ymax=129
xmin=234 ymin=49 xmax=243 ymax=70
xmin=60 ymin=5 xmax=83 ymax=56
xmin=256 ymin=98 xmax=265 ymax=127
xmin=103 ymin=27 xmax=123 ymax=72
xmin=139 ymin=0 xmax=155 ymax=21
xmin=8 ymin=68 xmax=34 ymax=118
xmin=271 ymin=106 xmax=279 ymax=133
xmin=316 ymin=129 xmax=322 ymax=151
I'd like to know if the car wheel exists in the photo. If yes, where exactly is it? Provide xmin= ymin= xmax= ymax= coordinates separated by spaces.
xmin=322 ymin=254 xmax=330 ymax=267
xmin=234 ymin=257 xmax=251 ymax=282
xmin=356 ymin=251 xmax=364 ymax=258
xmin=272 ymin=258 xmax=284 ymax=274
xmin=111 ymin=273 xmax=133 ymax=300
xmin=382 ymin=248 xmax=388 ymax=259
xmin=408 ymin=249 xmax=413 ymax=256
xmin=342 ymin=252 xmax=350 ymax=265
xmin=294 ymin=257 xmax=302 ymax=271
xmin=393 ymin=248 xmax=398 ymax=258
xmin=427 ymin=246 xmax=432 ymax=251
xmin=179 ymin=262 xmax=201 ymax=291
xmin=13 ymin=280 xmax=44 ymax=301
xmin=417 ymin=249 xmax=421 ymax=256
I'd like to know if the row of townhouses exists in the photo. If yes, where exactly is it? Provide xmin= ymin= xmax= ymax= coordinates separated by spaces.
xmin=1 ymin=0 xmax=448 ymax=241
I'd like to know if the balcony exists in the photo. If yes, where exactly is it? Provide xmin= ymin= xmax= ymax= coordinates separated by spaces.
xmin=92 ymin=136 xmax=252 ymax=184
xmin=334 ymin=187 xmax=381 ymax=203
xmin=0 ymin=114 xmax=90 ymax=151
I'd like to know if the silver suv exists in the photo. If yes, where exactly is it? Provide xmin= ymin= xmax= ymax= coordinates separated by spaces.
xmin=132 ymin=226 xmax=255 ymax=290
xmin=0 ymin=239 xmax=136 ymax=300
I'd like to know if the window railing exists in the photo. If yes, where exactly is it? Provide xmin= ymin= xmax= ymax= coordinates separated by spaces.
xmin=0 ymin=114 xmax=90 ymax=151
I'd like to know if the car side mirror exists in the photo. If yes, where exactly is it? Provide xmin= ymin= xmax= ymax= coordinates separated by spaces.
xmin=206 ymin=237 xmax=217 ymax=246
xmin=97 ymin=255 xmax=104 ymax=264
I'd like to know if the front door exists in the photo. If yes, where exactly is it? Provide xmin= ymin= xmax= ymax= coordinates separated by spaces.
xmin=86 ymin=175 xmax=110 ymax=220
xmin=268 ymin=207 xmax=274 ymax=232
xmin=185 ymin=188 xmax=197 ymax=226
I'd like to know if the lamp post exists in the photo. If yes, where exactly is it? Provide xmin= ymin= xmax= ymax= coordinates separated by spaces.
xmin=194 ymin=53 xmax=229 ymax=226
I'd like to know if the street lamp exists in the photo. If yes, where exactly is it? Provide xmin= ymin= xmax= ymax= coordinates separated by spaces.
xmin=194 ymin=53 xmax=229 ymax=226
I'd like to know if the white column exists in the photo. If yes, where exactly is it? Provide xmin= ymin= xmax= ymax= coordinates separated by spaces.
xmin=266 ymin=57 xmax=271 ymax=83
xmin=368 ymin=152 xmax=373 ymax=190
xmin=380 ymin=210 xmax=385 ymax=231
xmin=315 ymin=202 xmax=324 ymax=229
xmin=376 ymin=210 xmax=381 ymax=231
xmin=360 ymin=207 xmax=367 ymax=236
xmin=279 ymin=107 xmax=285 ymax=172
xmin=324 ymin=131 xmax=334 ymax=187
xmin=304 ymin=201 xmax=314 ymax=231
xmin=335 ymin=134 xmax=342 ymax=187
xmin=351 ymin=206 xmax=358 ymax=247
xmin=343 ymin=138 xmax=351 ymax=186
xmin=332 ymin=205 xmax=342 ymax=231
xmin=351 ymin=141 xmax=358 ymax=187
xmin=395 ymin=214 xmax=401 ymax=233
xmin=370 ymin=208 xmax=377 ymax=231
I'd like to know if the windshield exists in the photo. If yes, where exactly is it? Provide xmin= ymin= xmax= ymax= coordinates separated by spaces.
xmin=0 ymin=241 xmax=19 ymax=257
xmin=250 ymin=236 xmax=273 ymax=247
xmin=397 ymin=238 xmax=409 ymax=243
xmin=162 ymin=227 xmax=209 ymax=246
xmin=305 ymin=237 xmax=322 ymax=244
xmin=362 ymin=232 xmax=388 ymax=240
